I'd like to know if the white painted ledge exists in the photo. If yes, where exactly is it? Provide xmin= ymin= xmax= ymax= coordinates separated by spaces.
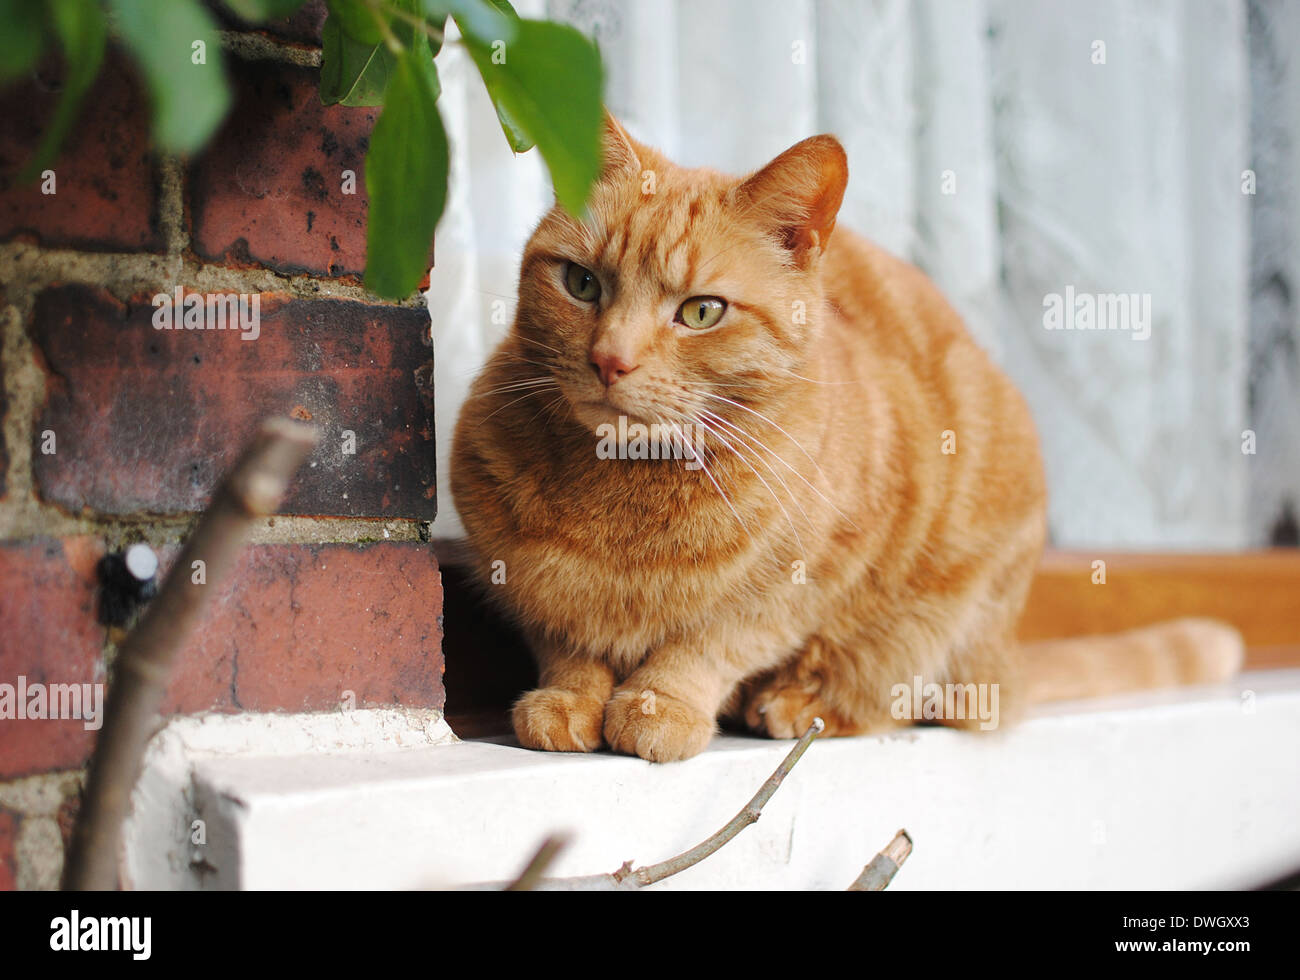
xmin=124 ymin=672 xmax=1300 ymax=890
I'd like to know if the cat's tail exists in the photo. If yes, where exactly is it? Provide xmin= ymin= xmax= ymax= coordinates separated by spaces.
xmin=1021 ymin=617 xmax=1245 ymax=703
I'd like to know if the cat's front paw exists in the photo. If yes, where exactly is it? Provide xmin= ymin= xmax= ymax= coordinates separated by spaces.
xmin=603 ymin=688 xmax=715 ymax=762
xmin=513 ymin=687 xmax=606 ymax=752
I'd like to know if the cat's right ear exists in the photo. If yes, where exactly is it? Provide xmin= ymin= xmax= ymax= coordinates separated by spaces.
xmin=599 ymin=111 xmax=642 ymax=181
xmin=735 ymin=135 xmax=848 ymax=268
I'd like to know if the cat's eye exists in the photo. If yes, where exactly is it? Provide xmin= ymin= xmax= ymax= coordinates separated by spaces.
xmin=564 ymin=262 xmax=601 ymax=302
xmin=676 ymin=296 xmax=727 ymax=330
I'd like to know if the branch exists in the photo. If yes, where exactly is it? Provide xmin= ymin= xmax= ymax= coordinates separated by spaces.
xmin=624 ymin=716 xmax=824 ymax=887
xmin=62 ymin=418 xmax=319 ymax=891
xmin=479 ymin=717 xmax=826 ymax=890
xmin=846 ymin=829 xmax=913 ymax=891
xmin=504 ymin=834 xmax=570 ymax=891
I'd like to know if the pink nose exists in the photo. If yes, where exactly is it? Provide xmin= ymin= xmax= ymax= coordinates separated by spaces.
xmin=591 ymin=351 xmax=638 ymax=386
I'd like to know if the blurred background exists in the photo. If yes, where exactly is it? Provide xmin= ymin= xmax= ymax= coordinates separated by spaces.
xmin=428 ymin=0 xmax=1300 ymax=552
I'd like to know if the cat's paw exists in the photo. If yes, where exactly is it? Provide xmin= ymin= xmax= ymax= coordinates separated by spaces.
xmin=603 ymin=688 xmax=715 ymax=762
xmin=512 ymin=687 xmax=606 ymax=752
xmin=743 ymin=684 xmax=843 ymax=740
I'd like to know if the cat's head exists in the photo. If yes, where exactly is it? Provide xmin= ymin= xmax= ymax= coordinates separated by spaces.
xmin=513 ymin=115 xmax=848 ymax=436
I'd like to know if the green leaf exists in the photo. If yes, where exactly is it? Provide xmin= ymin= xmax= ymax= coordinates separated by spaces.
xmin=408 ymin=28 xmax=440 ymax=103
xmin=322 ymin=0 xmax=440 ymax=107
xmin=108 ymin=0 xmax=232 ymax=154
xmin=0 ymin=0 xmax=47 ymax=83
xmin=364 ymin=48 xmax=448 ymax=298
xmin=395 ymin=0 xmax=440 ymax=100
xmin=465 ymin=19 xmax=603 ymax=214
xmin=424 ymin=0 xmax=514 ymax=47
xmin=486 ymin=96 xmax=532 ymax=153
xmin=325 ymin=0 xmax=384 ymax=46
xmin=458 ymin=0 xmax=530 ymax=152
xmin=321 ymin=15 xmax=395 ymax=106
xmin=221 ymin=0 xmax=308 ymax=20
xmin=20 ymin=0 xmax=107 ymax=180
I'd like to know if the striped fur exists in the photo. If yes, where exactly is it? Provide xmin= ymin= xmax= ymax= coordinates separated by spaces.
xmin=450 ymin=119 xmax=1242 ymax=762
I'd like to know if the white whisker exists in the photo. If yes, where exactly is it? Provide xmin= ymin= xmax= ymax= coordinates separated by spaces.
xmin=468 ymin=377 xmax=560 ymax=400
xmin=476 ymin=385 xmax=559 ymax=427
xmin=696 ymin=391 xmax=826 ymax=476
xmin=660 ymin=413 xmax=756 ymax=554
xmin=516 ymin=336 xmax=564 ymax=356
xmin=693 ymin=414 xmax=807 ymax=558
xmin=699 ymin=409 xmax=816 ymax=536
xmin=693 ymin=391 xmax=859 ymax=530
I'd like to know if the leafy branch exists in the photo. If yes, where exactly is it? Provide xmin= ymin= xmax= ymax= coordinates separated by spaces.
xmin=0 ymin=0 xmax=606 ymax=299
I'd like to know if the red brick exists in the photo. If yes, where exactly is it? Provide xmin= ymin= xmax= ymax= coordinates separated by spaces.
xmin=159 ymin=542 xmax=444 ymax=714
xmin=212 ymin=0 xmax=328 ymax=45
xmin=0 ymin=285 xmax=6 ymax=497
xmin=0 ymin=52 xmax=163 ymax=253
xmin=0 ymin=537 xmax=107 ymax=780
xmin=0 ymin=372 xmax=7 ymax=500
xmin=29 ymin=285 xmax=436 ymax=519
xmin=0 ymin=809 xmax=15 ymax=890
xmin=0 ymin=537 xmax=442 ymax=774
xmin=191 ymin=59 xmax=398 ymax=278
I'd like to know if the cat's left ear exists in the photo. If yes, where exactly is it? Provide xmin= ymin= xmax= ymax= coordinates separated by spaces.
xmin=735 ymin=135 xmax=848 ymax=267
xmin=600 ymin=111 xmax=643 ymax=181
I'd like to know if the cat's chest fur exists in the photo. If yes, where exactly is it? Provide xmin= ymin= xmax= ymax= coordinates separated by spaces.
xmin=464 ymin=417 xmax=811 ymax=663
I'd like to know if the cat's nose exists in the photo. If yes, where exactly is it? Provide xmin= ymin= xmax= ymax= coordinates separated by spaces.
xmin=591 ymin=351 xmax=638 ymax=387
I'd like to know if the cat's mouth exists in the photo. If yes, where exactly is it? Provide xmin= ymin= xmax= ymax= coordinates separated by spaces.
xmin=574 ymin=398 xmax=647 ymax=427
xmin=571 ymin=390 xmax=662 ymax=434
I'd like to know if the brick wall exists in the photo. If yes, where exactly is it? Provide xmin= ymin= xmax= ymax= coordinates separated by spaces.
xmin=0 ymin=3 xmax=444 ymax=889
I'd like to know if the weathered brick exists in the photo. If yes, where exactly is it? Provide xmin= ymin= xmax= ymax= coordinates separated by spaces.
xmin=211 ymin=0 xmax=328 ymax=45
xmin=159 ymin=542 xmax=444 ymax=714
xmin=0 ymin=537 xmax=106 ymax=781
xmin=0 ymin=371 xmax=7 ymax=500
xmin=0 ymin=53 xmax=163 ymax=252
xmin=0 ymin=537 xmax=442 ymax=775
xmin=29 ymin=285 xmax=436 ymax=518
xmin=191 ymin=59 xmax=397 ymax=278
xmin=0 ymin=808 xmax=15 ymax=890
xmin=0 ymin=287 xmax=7 ymax=497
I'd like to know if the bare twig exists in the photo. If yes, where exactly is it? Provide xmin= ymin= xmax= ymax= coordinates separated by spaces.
xmin=505 ymin=834 xmax=570 ymax=891
xmin=474 ymin=717 xmax=826 ymax=890
xmin=846 ymin=828 xmax=913 ymax=891
xmin=63 ymin=418 xmax=319 ymax=891
xmin=623 ymin=716 xmax=825 ymax=887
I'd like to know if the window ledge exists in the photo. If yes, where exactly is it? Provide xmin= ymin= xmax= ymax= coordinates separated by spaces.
xmin=124 ymin=671 xmax=1300 ymax=889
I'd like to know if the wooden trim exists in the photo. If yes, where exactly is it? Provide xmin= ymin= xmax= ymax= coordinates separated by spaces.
xmin=1019 ymin=549 xmax=1300 ymax=668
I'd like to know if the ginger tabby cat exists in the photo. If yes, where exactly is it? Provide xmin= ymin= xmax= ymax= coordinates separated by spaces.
xmin=451 ymin=116 xmax=1242 ymax=763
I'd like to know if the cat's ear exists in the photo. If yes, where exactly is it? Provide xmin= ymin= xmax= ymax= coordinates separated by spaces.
xmin=734 ymin=135 xmax=848 ymax=267
xmin=600 ymin=111 xmax=642 ymax=181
